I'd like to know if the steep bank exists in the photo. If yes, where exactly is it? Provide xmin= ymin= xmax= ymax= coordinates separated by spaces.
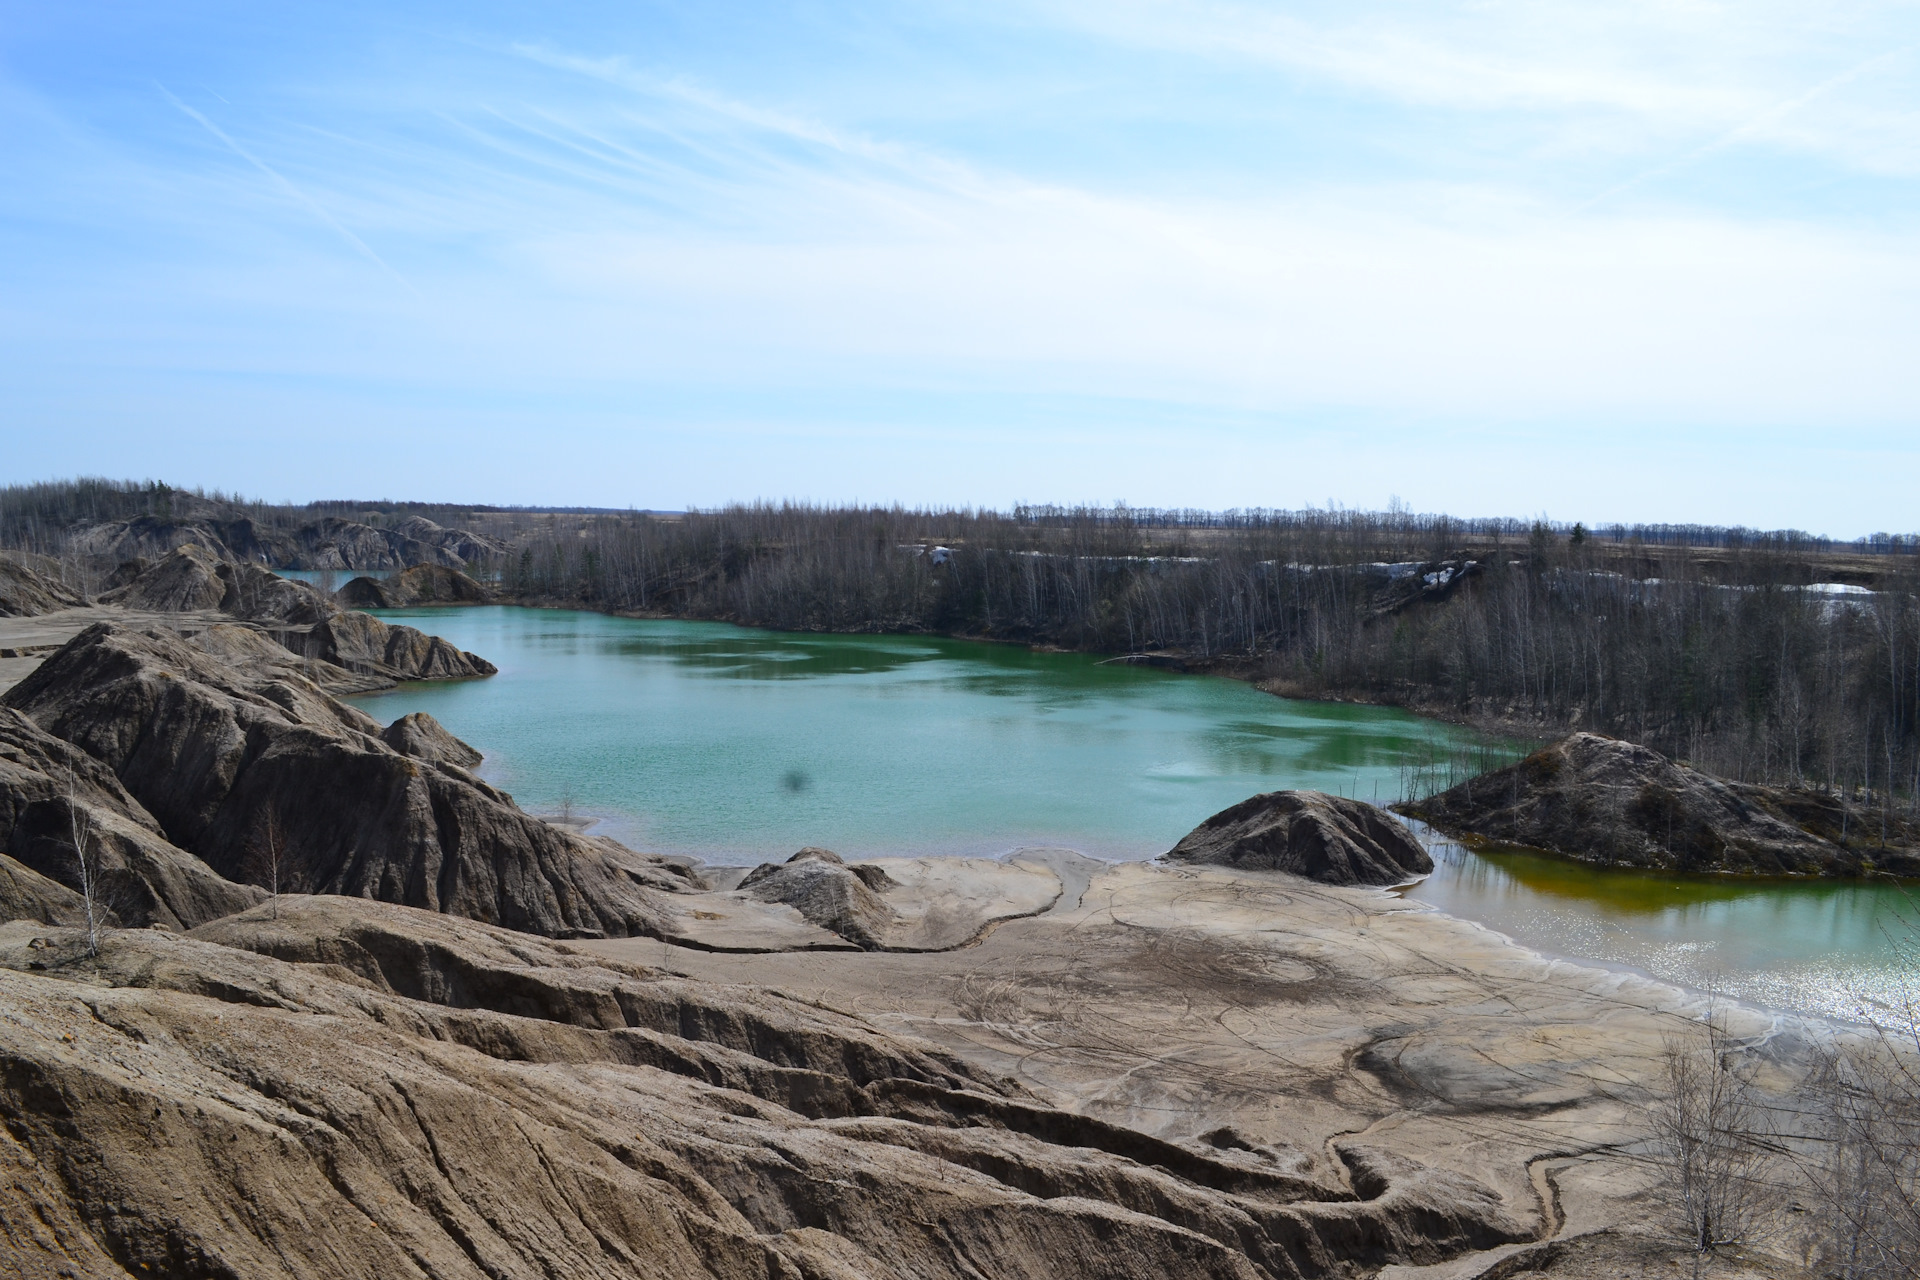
xmin=0 ymin=555 xmax=82 ymax=618
xmin=0 ymin=706 xmax=262 ymax=930
xmin=2 ymin=623 xmax=689 ymax=937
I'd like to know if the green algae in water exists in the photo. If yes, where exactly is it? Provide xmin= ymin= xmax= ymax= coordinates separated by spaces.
xmin=347 ymin=606 xmax=1916 ymax=1024
xmin=347 ymin=608 xmax=1484 ymax=863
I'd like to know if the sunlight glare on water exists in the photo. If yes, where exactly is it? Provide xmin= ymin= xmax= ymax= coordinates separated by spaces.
xmin=1403 ymin=833 xmax=1919 ymax=1025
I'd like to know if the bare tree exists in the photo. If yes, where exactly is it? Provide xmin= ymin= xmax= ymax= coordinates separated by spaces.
xmin=1811 ymin=1049 xmax=1920 ymax=1279
xmin=1651 ymin=1010 xmax=1779 ymax=1277
xmin=245 ymin=806 xmax=288 ymax=920
xmin=1803 ymin=908 xmax=1920 ymax=1279
xmin=65 ymin=770 xmax=102 ymax=956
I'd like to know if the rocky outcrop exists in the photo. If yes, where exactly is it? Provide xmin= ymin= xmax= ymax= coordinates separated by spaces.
xmin=337 ymin=562 xmax=494 ymax=608
xmin=2 ymin=623 xmax=675 ymax=937
xmin=738 ymin=846 xmax=899 ymax=948
xmin=0 ymin=707 xmax=262 ymax=929
xmin=1165 ymin=791 xmax=1434 ymax=885
xmin=1400 ymin=732 xmax=1920 ymax=876
xmin=0 ymin=896 xmax=1531 ymax=1279
xmin=0 ymin=556 xmax=81 ymax=618
xmin=381 ymin=710 xmax=484 ymax=767
xmin=288 ymin=608 xmax=497 ymax=682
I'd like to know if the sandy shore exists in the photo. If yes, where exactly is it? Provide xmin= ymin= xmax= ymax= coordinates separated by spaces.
xmin=585 ymin=854 xmax=1818 ymax=1275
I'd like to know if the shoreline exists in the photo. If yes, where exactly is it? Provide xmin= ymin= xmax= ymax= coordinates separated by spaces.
xmin=540 ymin=792 xmax=1897 ymax=1037
xmin=583 ymin=853 xmax=1836 ymax=1271
xmin=13 ymin=598 xmax=1909 ymax=1029
xmin=462 ymin=592 xmax=1560 ymax=743
xmin=697 ymin=835 xmax=1902 ymax=1036
xmin=2 ymin=591 xmax=1892 ymax=1275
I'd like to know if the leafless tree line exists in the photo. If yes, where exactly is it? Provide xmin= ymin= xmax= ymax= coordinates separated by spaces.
xmin=489 ymin=503 xmax=1920 ymax=806
xmin=6 ymin=485 xmax=1916 ymax=804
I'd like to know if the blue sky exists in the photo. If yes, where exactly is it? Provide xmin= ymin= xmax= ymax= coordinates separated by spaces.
xmin=1 ymin=2 xmax=1915 ymax=533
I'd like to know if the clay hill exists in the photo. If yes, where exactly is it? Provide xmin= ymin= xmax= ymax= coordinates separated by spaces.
xmin=72 ymin=508 xmax=502 ymax=571
xmin=0 ymin=896 xmax=1531 ymax=1279
xmin=0 ymin=706 xmax=261 ymax=930
xmin=0 ymin=622 xmax=693 ymax=939
xmin=101 ymin=546 xmax=494 ymax=687
xmin=1 ymin=555 xmax=83 ymax=618
xmin=1401 ymin=732 xmax=1920 ymax=876
xmin=1165 ymin=790 xmax=1435 ymax=886
xmin=336 ymin=563 xmax=495 ymax=608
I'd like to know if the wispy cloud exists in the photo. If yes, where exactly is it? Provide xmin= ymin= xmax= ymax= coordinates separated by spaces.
xmin=510 ymin=44 xmax=1015 ymax=205
xmin=157 ymin=82 xmax=420 ymax=296
xmin=1581 ymin=45 xmax=1915 ymax=209
xmin=1027 ymin=0 xmax=1920 ymax=175
xmin=2 ymin=4 xmax=1915 ymax=526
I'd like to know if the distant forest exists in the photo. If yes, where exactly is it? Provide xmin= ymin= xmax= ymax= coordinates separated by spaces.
xmin=5 ymin=478 xmax=1918 ymax=809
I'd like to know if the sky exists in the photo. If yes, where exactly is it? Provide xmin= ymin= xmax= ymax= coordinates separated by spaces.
xmin=1 ymin=2 xmax=1916 ymax=534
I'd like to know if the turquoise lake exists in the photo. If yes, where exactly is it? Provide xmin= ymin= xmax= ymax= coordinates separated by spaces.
xmin=350 ymin=606 xmax=1917 ymax=1024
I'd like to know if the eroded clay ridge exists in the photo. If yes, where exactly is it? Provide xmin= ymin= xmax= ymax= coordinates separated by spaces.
xmin=0 ymin=897 xmax=1531 ymax=1279
xmin=102 ymin=546 xmax=497 ymax=687
xmin=0 ymin=556 xmax=83 ymax=619
xmin=336 ymin=562 xmax=496 ymax=609
xmin=73 ymin=507 xmax=502 ymax=571
xmin=0 ymin=621 xmax=694 ymax=938
xmin=1402 ymin=731 xmax=1920 ymax=876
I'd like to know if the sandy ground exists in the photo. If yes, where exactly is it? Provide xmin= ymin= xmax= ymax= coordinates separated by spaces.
xmin=584 ymin=856 xmax=1825 ymax=1277
xmin=0 ymin=606 xmax=244 ymax=695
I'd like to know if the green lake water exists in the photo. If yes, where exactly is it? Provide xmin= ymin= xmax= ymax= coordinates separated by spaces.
xmin=350 ymin=606 xmax=1917 ymax=1024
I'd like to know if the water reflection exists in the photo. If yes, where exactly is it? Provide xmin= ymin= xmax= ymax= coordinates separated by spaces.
xmin=1405 ymin=834 xmax=1918 ymax=1023
xmin=349 ymin=608 xmax=1486 ymax=865
xmin=344 ymin=607 xmax=1914 ymax=1023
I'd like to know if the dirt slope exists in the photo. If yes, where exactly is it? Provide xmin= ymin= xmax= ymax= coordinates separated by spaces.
xmin=0 ymin=897 xmax=1531 ymax=1279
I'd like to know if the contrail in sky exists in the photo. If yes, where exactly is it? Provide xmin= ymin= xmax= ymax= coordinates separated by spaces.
xmin=156 ymin=82 xmax=420 ymax=297
xmin=1580 ymin=46 xmax=1911 ymax=212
